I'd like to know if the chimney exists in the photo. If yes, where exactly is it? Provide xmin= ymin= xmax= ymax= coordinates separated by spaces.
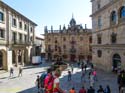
xmin=59 ymin=25 xmax=61 ymax=31
xmin=51 ymin=25 xmax=53 ymax=33
xmin=85 ymin=24 xmax=87 ymax=29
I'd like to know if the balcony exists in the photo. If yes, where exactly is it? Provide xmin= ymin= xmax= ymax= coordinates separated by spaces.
xmin=0 ymin=40 xmax=7 ymax=45
xmin=11 ymin=40 xmax=32 ymax=45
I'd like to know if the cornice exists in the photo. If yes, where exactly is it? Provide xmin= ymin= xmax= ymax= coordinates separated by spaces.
xmin=90 ymin=0 xmax=119 ymax=17
xmin=0 ymin=1 xmax=37 ymax=26
xmin=92 ymin=44 xmax=125 ymax=48
xmin=92 ymin=22 xmax=125 ymax=34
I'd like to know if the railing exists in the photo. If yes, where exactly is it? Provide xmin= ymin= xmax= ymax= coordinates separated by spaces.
xmin=0 ymin=40 xmax=7 ymax=45
xmin=11 ymin=40 xmax=32 ymax=45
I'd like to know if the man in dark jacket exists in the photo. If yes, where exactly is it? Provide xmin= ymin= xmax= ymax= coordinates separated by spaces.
xmin=87 ymin=86 xmax=95 ymax=93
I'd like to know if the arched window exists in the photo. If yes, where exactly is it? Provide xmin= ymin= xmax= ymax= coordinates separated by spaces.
xmin=120 ymin=6 xmax=125 ymax=18
xmin=111 ymin=11 xmax=117 ymax=23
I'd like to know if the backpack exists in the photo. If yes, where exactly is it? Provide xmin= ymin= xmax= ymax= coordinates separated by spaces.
xmin=40 ymin=73 xmax=47 ymax=88
xmin=44 ymin=74 xmax=54 ymax=92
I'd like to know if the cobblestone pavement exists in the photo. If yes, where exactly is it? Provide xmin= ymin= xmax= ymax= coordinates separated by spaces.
xmin=0 ymin=62 xmax=118 ymax=93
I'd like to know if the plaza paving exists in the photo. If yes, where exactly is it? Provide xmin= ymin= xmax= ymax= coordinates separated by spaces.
xmin=0 ymin=62 xmax=118 ymax=93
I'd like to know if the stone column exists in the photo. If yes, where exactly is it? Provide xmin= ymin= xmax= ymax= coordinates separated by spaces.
xmin=21 ymin=50 xmax=24 ymax=66
xmin=15 ymin=50 xmax=18 ymax=67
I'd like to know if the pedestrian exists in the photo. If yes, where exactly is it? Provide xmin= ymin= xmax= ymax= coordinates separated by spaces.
xmin=79 ymin=86 xmax=86 ymax=93
xmin=81 ymin=63 xmax=84 ymax=72
xmin=9 ymin=67 xmax=14 ymax=77
xmin=44 ymin=68 xmax=54 ymax=93
xmin=84 ymin=64 xmax=87 ymax=73
xmin=97 ymin=85 xmax=104 ymax=93
xmin=40 ymin=72 xmax=47 ymax=93
xmin=69 ymin=87 xmax=76 ymax=93
xmin=81 ymin=70 xmax=85 ymax=82
xmin=68 ymin=70 xmax=72 ymax=81
xmin=104 ymin=85 xmax=111 ymax=93
xmin=92 ymin=69 xmax=97 ymax=81
xmin=35 ymin=75 xmax=40 ymax=93
xmin=53 ymin=69 xmax=65 ymax=93
xmin=90 ymin=74 xmax=94 ymax=87
xmin=78 ymin=61 xmax=80 ymax=67
xmin=18 ymin=66 xmax=23 ymax=77
xmin=87 ymin=86 xmax=95 ymax=93
xmin=90 ymin=63 xmax=94 ymax=70
xmin=71 ymin=64 xmax=74 ymax=73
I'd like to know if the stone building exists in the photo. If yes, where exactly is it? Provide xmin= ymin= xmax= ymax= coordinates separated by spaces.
xmin=91 ymin=0 xmax=125 ymax=71
xmin=44 ymin=17 xmax=92 ymax=62
xmin=0 ymin=1 xmax=37 ymax=70
xmin=35 ymin=36 xmax=45 ymax=57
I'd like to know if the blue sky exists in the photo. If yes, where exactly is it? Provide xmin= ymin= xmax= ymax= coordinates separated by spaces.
xmin=3 ymin=0 xmax=92 ymax=37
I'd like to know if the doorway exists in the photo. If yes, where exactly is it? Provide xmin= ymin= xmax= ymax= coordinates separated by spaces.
xmin=70 ymin=54 xmax=76 ymax=62
xmin=112 ymin=54 xmax=121 ymax=71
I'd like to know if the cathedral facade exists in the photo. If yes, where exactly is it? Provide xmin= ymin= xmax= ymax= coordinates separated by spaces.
xmin=44 ymin=17 xmax=92 ymax=62
xmin=91 ymin=0 xmax=125 ymax=71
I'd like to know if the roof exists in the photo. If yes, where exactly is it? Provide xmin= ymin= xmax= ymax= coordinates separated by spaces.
xmin=36 ymin=36 xmax=44 ymax=40
xmin=0 ymin=1 xmax=37 ymax=26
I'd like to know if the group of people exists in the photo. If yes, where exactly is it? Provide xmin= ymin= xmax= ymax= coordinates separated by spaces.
xmin=66 ymin=61 xmax=111 ymax=93
xmin=35 ymin=68 xmax=65 ymax=93
xmin=68 ymin=85 xmax=111 ymax=93
xmin=9 ymin=66 xmax=23 ymax=78
xmin=35 ymin=60 xmax=112 ymax=93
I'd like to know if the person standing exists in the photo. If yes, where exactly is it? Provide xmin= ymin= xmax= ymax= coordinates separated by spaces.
xmin=81 ymin=70 xmax=85 ymax=82
xmin=35 ymin=75 xmax=40 ymax=93
xmin=53 ymin=70 xmax=65 ymax=93
xmin=68 ymin=70 xmax=72 ymax=81
xmin=81 ymin=63 xmax=84 ymax=72
xmin=18 ymin=66 xmax=23 ymax=77
xmin=87 ymin=86 xmax=95 ymax=93
xmin=92 ymin=69 xmax=97 ymax=81
xmin=69 ymin=87 xmax=76 ymax=93
xmin=9 ymin=67 xmax=14 ymax=77
xmin=71 ymin=64 xmax=74 ymax=73
xmin=79 ymin=86 xmax=86 ymax=93
xmin=97 ymin=85 xmax=104 ymax=93
xmin=90 ymin=73 xmax=94 ymax=87
xmin=104 ymin=85 xmax=111 ymax=93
